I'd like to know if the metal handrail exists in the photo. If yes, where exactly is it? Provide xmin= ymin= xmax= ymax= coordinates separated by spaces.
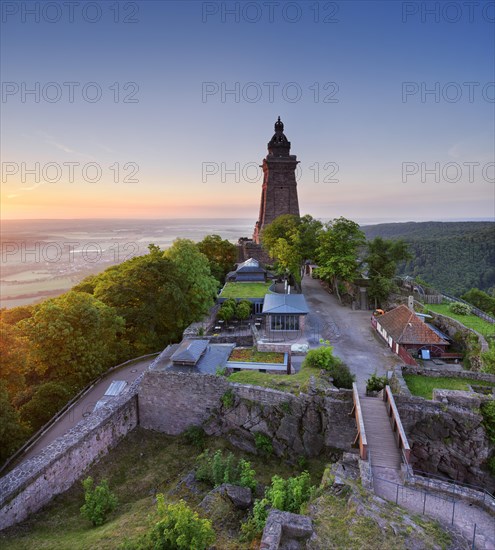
xmin=0 ymin=351 xmax=160 ymax=476
xmin=412 ymin=468 xmax=495 ymax=505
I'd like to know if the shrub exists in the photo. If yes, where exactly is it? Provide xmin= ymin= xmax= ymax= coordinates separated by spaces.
xmin=366 ymin=372 xmax=388 ymax=393
xmin=266 ymin=471 xmax=313 ymax=514
xmin=148 ymin=497 xmax=215 ymax=550
xmin=488 ymin=455 xmax=495 ymax=476
xmin=448 ymin=302 xmax=472 ymax=315
xmin=195 ymin=449 xmax=256 ymax=489
xmin=80 ymin=477 xmax=118 ymax=527
xmin=304 ymin=346 xmax=339 ymax=370
xmin=481 ymin=344 xmax=495 ymax=375
xmin=327 ymin=362 xmax=354 ymax=389
xmin=220 ymin=389 xmax=235 ymax=408
xmin=253 ymin=432 xmax=273 ymax=455
xmin=241 ymin=472 xmax=314 ymax=541
xmin=183 ymin=425 xmax=206 ymax=449
xmin=215 ymin=365 xmax=228 ymax=376
xmin=481 ymin=400 xmax=495 ymax=444
xmin=240 ymin=497 xmax=269 ymax=542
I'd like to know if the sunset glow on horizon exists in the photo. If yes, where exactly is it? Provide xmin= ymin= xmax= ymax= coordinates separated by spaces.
xmin=1 ymin=1 xmax=493 ymax=222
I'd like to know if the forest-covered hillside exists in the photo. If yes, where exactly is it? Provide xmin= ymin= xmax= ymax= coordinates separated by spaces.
xmin=361 ymin=222 xmax=495 ymax=296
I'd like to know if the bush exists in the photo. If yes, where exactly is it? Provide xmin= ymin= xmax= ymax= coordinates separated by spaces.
xmin=488 ymin=455 xmax=495 ymax=477
xmin=220 ymin=389 xmax=235 ymax=408
xmin=481 ymin=400 xmax=495 ymax=444
xmin=304 ymin=346 xmax=339 ymax=370
xmin=366 ymin=372 xmax=388 ymax=393
xmin=448 ymin=302 xmax=472 ymax=315
xmin=148 ymin=497 xmax=215 ymax=550
xmin=183 ymin=425 xmax=206 ymax=449
xmin=241 ymin=472 xmax=314 ymax=542
xmin=80 ymin=477 xmax=118 ymax=527
xmin=253 ymin=432 xmax=273 ymax=456
xmin=303 ymin=346 xmax=353 ymax=387
xmin=195 ymin=449 xmax=256 ymax=490
xmin=327 ymin=362 xmax=354 ymax=389
xmin=481 ymin=344 xmax=495 ymax=374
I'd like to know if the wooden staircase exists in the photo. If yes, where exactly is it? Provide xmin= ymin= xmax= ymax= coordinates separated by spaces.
xmin=360 ymin=396 xmax=401 ymax=471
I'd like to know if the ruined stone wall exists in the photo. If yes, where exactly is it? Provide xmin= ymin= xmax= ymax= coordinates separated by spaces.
xmin=395 ymin=393 xmax=494 ymax=491
xmin=0 ymin=380 xmax=141 ymax=531
xmin=427 ymin=311 xmax=489 ymax=370
xmin=402 ymin=365 xmax=495 ymax=384
xmin=138 ymin=371 xmax=356 ymax=458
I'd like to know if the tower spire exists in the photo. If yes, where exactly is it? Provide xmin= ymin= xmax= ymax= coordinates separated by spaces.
xmin=253 ymin=117 xmax=300 ymax=243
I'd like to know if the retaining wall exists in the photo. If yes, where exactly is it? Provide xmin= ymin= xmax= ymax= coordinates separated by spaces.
xmin=138 ymin=371 xmax=356 ymax=457
xmin=0 ymin=378 xmax=141 ymax=531
xmin=395 ymin=393 xmax=495 ymax=490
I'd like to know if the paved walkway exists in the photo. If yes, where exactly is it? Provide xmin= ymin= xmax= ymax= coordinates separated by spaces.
xmin=373 ymin=474 xmax=495 ymax=549
xmin=12 ymin=356 xmax=155 ymax=467
xmin=301 ymin=275 xmax=399 ymax=393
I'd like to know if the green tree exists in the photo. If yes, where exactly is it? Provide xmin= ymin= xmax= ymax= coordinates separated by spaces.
xmin=461 ymin=288 xmax=495 ymax=316
xmin=365 ymin=237 xmax=411 ymax=308
xmin=148 ymin=497 xmax=215 ymax=550
xmin=20 ymin=382 xmax=72 ymax=432
xmin=0 ymin=320 xmax=29 ymax=397
xmin=164 ymin=239 xmax=219 ymax=323
xmin=19 ymin=291 xmax=124 ymax=388
xmin=80 ymin=477 xmax=118 ymax=527
xmin=218 ymin=300 xmax=236 ymax=322
xmin=0 ymin=382 xmax=29 ymax=463
xmin=316 ymin=217 xmax=365 ymax=302
xmin=236 ymin=300 xmax=251 ymax=322
xmin=91 ymin=250 xmax=184 ymax=355
xmin=197 ymin=234 xmax=237 ymax=282
xmin=261 ymin=214 xmax=322 ymax=285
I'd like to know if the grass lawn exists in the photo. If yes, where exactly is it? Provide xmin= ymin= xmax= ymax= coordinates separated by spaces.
xmin=220 ymin=282 xmax=272 ymax=299
xmin=228 ymin=364 xmax=319 ymax=394
xmin=425 ymin=303 xmax=495 ymax=338
xmin=0 ymin=428 xmax=328 ymax=550
xmin=229 ymin=347 xmax=285 ymax=363
xmin=403 ymin=374 xmax=495 ymax=400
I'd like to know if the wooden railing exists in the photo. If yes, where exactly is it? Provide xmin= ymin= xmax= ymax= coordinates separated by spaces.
xmin=352 ymin=383 xmax=368 ymax=460
xmin=383 ymin=385 xmax=410 ymax=463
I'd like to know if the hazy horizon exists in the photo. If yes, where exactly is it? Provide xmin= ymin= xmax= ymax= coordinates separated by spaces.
xmin=2 ymin=1 xmax=493 ymax=221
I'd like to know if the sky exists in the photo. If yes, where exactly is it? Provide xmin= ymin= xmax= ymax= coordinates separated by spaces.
xmin=1 ymin=0 xmax=494 ymax=223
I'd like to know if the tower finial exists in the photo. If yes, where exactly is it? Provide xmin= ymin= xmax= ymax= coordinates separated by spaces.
xmin=274 ymin=116 xmax=284 ymax=132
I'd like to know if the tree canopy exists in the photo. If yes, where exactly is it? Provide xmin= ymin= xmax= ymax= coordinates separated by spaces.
xmin=196 ymin=234 xmax=237 ymax=282
xmin=316 ymin=217 xmax=366 ymax=302
xmin=365 ymin=237 xmax=411 ymax=308
xmin=261 ymin=214 xmax=322 ymax=284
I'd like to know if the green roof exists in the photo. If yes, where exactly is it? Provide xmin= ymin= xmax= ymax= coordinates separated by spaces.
xmin=220 ymin=282 xmax=272 ymax=299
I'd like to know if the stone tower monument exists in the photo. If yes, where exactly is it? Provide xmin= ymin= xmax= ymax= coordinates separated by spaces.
xmin=252 ymin=117 xmax=300 ymax=244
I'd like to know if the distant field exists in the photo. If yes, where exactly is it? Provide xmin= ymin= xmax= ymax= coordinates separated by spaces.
xmin=425 ymin=303 xmax=495 ymax=338
xmin=220 ymin=282 xmax=272 ymax=299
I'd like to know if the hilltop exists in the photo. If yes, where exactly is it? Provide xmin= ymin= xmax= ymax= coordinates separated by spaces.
xmin=361 ymin=221 xmax=495 ymax=295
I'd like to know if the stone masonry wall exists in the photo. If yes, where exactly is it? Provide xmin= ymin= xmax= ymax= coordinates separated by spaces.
xmin=402 ymin=365 xmax=495 ymax=384
xmin=395 ymin=394 xmax=494 ymax=491
xmin=0 ymin=379 xmax=141 ymax=531
xmin=138 ymin=371 xmax=356 ymax=458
